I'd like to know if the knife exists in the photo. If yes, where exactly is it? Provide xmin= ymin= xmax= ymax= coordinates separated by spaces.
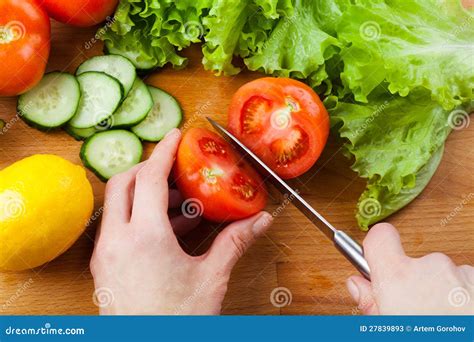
xmin=207 ymin=117 xmax=371 ymax=280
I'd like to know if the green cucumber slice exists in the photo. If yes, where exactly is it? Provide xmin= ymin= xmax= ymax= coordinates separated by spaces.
xmin=131 ymin=86 xmax=182 ymax=142
xmin=80 ymin=130 xmax=143 ymax=181
xmin=68 ymin=72 xmax=122 ymax=129
xmin=111 ymin=78 xmax=153 ymax=128
xmin=76 ymin=55 xmax=136 ymax=96
xmin=65 ymin=125 xmax=98 ymax=141
xmin=18 ymin=72 xmax=80 ymax=130
xmin=104 ymin=42 xmax=157 ymax=71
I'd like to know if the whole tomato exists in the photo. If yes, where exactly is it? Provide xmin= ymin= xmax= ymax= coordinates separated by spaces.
xmin=41 ymin=0 xmax=119 ymax=27
xmin=0 ymin=0 xmax=50 ymax=96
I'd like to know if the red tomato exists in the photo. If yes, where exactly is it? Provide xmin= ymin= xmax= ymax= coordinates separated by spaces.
xmin=173 ymin=128 xmax=267 ymax=222
xmin=228 ymin=77 xmax=330 ymax=179
xmin=41 ymin=0 xmax=118 ymax=27
xmin=0 ymin=0 xmax=50 ymax=96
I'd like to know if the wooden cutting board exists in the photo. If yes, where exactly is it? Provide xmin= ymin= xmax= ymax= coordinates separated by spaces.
xmin=0 ymin=22 xmax=472 ymax=315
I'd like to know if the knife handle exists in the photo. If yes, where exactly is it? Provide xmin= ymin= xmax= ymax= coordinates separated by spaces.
xmin=334 ymin=230 xmax=371 ymax=280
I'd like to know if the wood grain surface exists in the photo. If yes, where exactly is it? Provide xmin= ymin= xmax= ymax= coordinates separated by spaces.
xmin=0 ymin=22 xmax=472 ymax=315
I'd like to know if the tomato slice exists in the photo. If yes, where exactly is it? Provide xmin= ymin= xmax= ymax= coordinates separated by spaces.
xmin=228 ymin=77 xmax=330 ymax=179
xmin=173 ymin=128 xmax=267 ymax=222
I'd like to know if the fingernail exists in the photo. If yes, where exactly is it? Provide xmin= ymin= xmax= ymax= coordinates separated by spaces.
xmin=252 ymin=212 xmax=273 ymax=235
xmin=165 ymin=128 xmax=180 ymax=139
xmin=346 ymin=278 xmax=360 ymax=302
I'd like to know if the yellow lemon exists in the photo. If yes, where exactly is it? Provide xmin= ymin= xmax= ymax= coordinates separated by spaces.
xmin=0 ymin=154 xmax=93 ymax=271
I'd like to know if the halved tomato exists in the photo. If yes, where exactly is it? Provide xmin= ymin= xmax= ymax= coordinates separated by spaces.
xmin=173 ymin=128 xmax=267 ymax=222
xmin=228 ymin=77 xmax=330 ymax=179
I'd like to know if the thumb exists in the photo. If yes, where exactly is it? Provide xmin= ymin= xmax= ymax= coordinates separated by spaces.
xmin=347 ymin=275 xmax=379 ymax=315
xmin=206 ymin=212 xmax=273 ymax=272
xmin=363 ymin=223 xmax=406 ymax=281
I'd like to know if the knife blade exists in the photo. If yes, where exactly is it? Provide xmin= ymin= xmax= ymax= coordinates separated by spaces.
xmin=207 ymin=117 xmax=371 ymax=279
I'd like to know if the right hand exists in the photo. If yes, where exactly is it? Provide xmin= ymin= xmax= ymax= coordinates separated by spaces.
xmin=346 ymin=223 xmax=474 ymax=315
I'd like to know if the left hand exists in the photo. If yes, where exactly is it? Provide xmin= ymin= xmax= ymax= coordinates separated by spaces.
xmin=90 ymin=129 xmax=273 ymax=315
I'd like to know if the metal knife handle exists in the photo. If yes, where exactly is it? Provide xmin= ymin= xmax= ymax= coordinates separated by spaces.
xmin=334 ymin=230 xmax=371 ymax=280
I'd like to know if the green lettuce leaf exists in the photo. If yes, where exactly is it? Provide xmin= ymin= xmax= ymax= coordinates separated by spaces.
xmin=103 ymin=27 xmax=187 ymax=70
xmin=102 ymin=0 xmax=212 ymax=70
xmin=328 ymin=90 xmax=471 ymax=229
xmin=337 ymin=0 xmax=474 ymax=110
xmin=356 ymin=145 xmax=444 ymax=229
xmin=202 ymin=0 xmax=293 ymax=75
xmin=244 ymin=0 xmax=342 ymax=88
xmin=202 ymin=0 xmax=253 ymax=75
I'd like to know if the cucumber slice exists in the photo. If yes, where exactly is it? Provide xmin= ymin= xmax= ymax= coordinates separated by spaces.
xmin=68 ymin=72 xmax=123 ymax=129
xmin=80 ymin=130 xmax=143 ymax=181
xmin=65 ymin=119 xmax=114 ymax=140
xmin=104 ymin=42 xmax=157 ymax=71
xmin=131 ymin=86 xmax=182 ymax=142
xmin=76 ymin=55 xmax=136 ymax=96
xmin=65 ymin=125 xmax=98 ymax=141
xmin=111 ymin=78 xmax=153 ymax=128
xmin=17 ymin=72 xmax=80 ymax=130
